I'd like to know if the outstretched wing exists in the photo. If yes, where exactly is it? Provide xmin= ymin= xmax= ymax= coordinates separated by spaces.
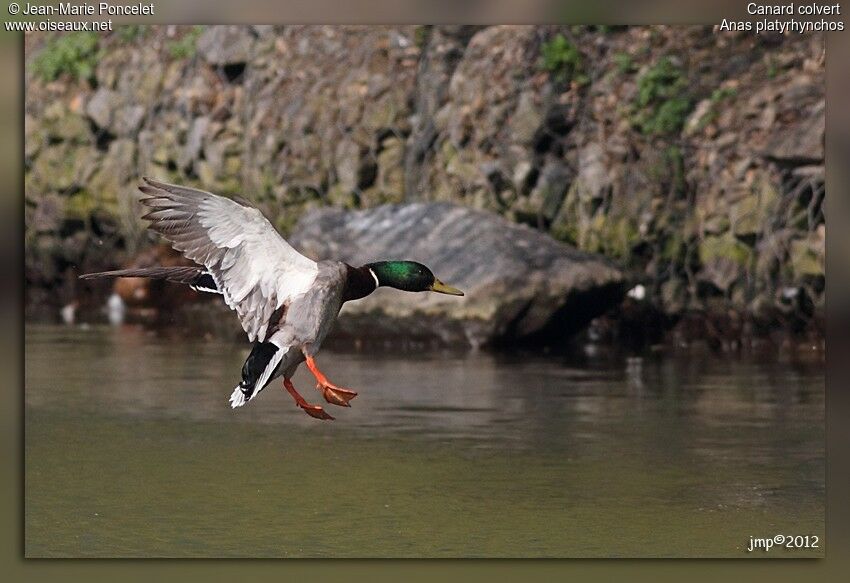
xmin=138 ymin=177 xmax=318 ymax=342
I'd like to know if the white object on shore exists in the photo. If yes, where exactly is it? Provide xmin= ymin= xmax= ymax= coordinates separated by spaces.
xmin=627 ymin=284 xmax=646 ymax=300
xmin=106 ymin=293 xmax=126 ymax=325
xmin=60 ymin=302 xmax=77 ymax=325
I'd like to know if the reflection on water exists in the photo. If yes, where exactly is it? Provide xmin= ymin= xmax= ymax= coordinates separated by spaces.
xmin=25 ymin=324 xmax=824 ymax=557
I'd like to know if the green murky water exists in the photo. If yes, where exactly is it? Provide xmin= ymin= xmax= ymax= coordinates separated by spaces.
xmin=25 ymin=324 xmax=824 ymax=557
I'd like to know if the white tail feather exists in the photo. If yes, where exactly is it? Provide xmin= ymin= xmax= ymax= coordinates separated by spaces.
xmin=229 ymin=386 xmax=247 ymax=408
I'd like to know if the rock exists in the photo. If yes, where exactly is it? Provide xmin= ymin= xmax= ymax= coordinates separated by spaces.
xmin=32 ymin=193 xmax=65 ymax=233
xmin=290 ymin=202 xmax=626 ymax=347
xmin=180 ymin=116 xmax=209 ymax=171
xmin=25 ymin=115 xmax=44 ymax=159
xmin=29 ymin=144 xmax=97 ymax=192
xmin=729 ymin=194 xmax=761 ymax=238
xmin=702 ymin=212 xmax=730 ymax=235
xmin=43 ymin=102 xmax=91 ymax=144
xmin=762 ymin=75 xmax=824 ymax=163
xmin=731 ymin=178 xmax=779 ymax=238
xmin=86 ymin=88 xmax=117 ymax=130
xmin=530 ymin=159 xmax=572 ymax=221
xmin=86 ymin=139 xmax=137 ymax=219
xmin=660 ymin=278 xmax=687 ymax=314
xmin=196 ymin=160 xmax=217 ymax=186
xmin=762 ymin=103 xmax=824 ymax=163
xmin=790 ymin=233 xmax=824 ymax=279
xmin=755 ymin=227 xmax=793 ymax=280
xmin=698 ymin=234 xmax=752 ymax=293
xmin=375 ymin=137 xmax=406 ymax=202
xmin=113 ymin=105 xmax=146 ymax=136
xmin=197 ymin=26 xmax=254 ymax=66
xmin=510 ymin=90 xmax=543 ymax=144
xmin=85 ymin=88 xmax=146 ymax=137
xmin=512 ymin=160 xmax=533 ymax=192
xmin=334 ymin=137 xmax=362 ymax=193
xmin=115 ymin=48 xmax=164 ymax=105
xmin=684 ymin=98 xmax=712 ymax=135
xmin=576 ymin=143 xmax=609 ymax=203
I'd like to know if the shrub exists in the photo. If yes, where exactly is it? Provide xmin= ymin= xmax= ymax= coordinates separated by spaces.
xmin=695 ymin=86 xmax=738 ymax=131
xmin=613 ymin=52 xmax=634 ymax=74
xmin=118 ymin=25 xmax=147 ymax=42
xmin=632 ymin=57 xmax=692 ymax=136
xmin=540 ymin=34 xmax=587 ymax=85
xmin=31 ymin=32 xmax=100 ymax=83
xmin=167 ymin=26 xmax=205 ymax=59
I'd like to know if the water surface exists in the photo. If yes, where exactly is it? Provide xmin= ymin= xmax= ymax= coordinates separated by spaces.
xmin=25 ymin=324 xmax=824 ymax=557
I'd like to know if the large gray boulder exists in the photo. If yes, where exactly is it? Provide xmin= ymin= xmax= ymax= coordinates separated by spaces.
xmin=291 ymin=203 xmax=627 ymax=348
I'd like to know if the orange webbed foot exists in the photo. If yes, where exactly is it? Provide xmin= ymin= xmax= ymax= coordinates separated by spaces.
xmin=304 ymin=353 xmax=359 ymax=408
xmin=319 ymin=384 xmax=358 ymax=407
xmin=300 ymin=403 xmax=335 ymax=420
xmin=283 ymin=378 xmax=334 ymax=421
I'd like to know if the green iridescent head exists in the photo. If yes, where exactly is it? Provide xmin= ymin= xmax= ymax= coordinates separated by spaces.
xmin=366 ymin=261 xmax=464 ymax=296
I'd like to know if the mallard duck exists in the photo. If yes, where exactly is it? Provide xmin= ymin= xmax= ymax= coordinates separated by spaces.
xmin=81 ymin=178 xmax=464 ymax=420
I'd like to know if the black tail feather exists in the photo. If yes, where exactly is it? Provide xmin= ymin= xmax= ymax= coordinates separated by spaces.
xmin=239 ymin=341 xmax=280 ymax=400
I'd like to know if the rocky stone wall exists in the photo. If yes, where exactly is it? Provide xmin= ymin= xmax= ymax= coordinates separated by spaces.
xmin=24 ymin=25 xmax=824 ymax=339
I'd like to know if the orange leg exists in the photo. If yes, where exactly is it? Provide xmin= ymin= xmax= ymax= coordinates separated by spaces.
xmin=283 ymin=378 xmax=334 ymax=420
xmin=304 ymin=354 xmax=358 ymax=407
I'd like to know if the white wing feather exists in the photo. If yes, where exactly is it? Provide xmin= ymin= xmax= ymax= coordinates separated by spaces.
xmin=138 ymin=177 xmax=318 ymax=342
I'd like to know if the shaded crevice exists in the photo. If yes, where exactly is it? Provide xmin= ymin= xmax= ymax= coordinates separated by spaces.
xmin=516 ymin=281 xmax=629 ymax=347
xmin=221 ymin=62 xmax=246 ymax=84
xmin=88 ymin=119 xmax=116 ymax=152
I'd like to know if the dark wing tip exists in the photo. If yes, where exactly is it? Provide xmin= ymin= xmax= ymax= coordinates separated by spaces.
xmin=138 ymin=199 xmax=154 ymax=211
xmin=139 ymin=177 xmax=211 ymax=201
xmin=140 ymin=177 xmax=155 ymax=192
xmin=139 ymin=177 xmax=172 ymax=194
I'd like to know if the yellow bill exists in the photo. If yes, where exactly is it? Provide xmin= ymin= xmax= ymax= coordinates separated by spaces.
xmin=430 ymin=279 xmax=464 ymax=296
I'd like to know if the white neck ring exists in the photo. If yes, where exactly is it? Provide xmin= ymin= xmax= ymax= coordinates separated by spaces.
xmin=368 ymin=268 xmax=380 ymax=288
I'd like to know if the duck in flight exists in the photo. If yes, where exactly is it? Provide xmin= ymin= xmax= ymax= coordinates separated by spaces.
xmin=81 ymin=178 xmax=464 ymax=420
